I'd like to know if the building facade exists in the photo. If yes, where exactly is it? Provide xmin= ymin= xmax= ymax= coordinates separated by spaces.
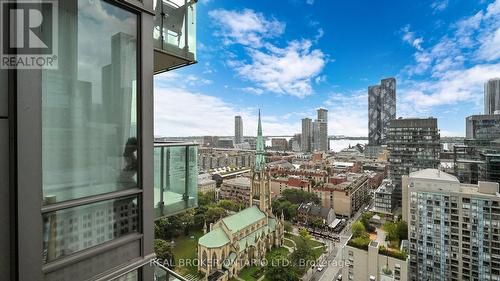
xmin=301 ymin=118 xmax=313 ymax=152
xmin=368 ymin=78 xmax=396 ymax=146
xmin=235 ymin=116 xmax=243 ymax=144
xmin=315 ymin=108 xmax=329 ymax=152
xmin=485 ymin=78 xmax=500 ymax=115
xmin=219 ymin=177 xmax=251 ymax=205
xmin=387 ymin=118 xmax=440 ymax=207
xmin=342 ymin=241 xmax=409 ymax=281
xmin=271 ymin=138 xmax=288 ymax=151
xmin=1 ymin=0 xmax=198 ymax=280
xmin=402 ymin=169 xmax=500 ymax=281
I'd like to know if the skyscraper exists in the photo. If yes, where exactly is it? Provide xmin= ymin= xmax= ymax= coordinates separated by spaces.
xmin=235 ymin=115 xmax=243 ymax=144
xmin=402 ymin=169 xmax=500 ymax=281
xmin=301 ymin=118 xmax=313 ymax=152
xmin=368 ymin=78 xmax=396 ymax=146
xmin=388 ymin=118 xmax=440 ymax=207
xmin=315 ymin=108 xmax=329 ymax=151
xmin=485 ymin=78 xmax=500 ymax=115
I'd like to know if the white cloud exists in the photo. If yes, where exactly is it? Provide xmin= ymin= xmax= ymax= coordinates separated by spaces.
xmin=324 ymin=92 xmax=368 ymax=137
xmin=306 ymin=0 xmax=315 ymax=5
xmin=402 ymin=64 xmax=500 ymax=108
xmin=233 ymin=40 xmax=326 ymax=98
xmin=401 ymin=25 xmax=424 ymax=51
xmin=400 ymin=0 xmax=500 ymax=109
xmin=430 ymin=0 xmax=449 ymax=12
xmin=208 ymin=9 xmax=285 ymax=47
xmin=314 ymin=28 xmax=324 ymax=42
xmin=240 ymin=87 xmax=264 ymax=95
xmin=154 ymin=86 xmax=300 ymax=137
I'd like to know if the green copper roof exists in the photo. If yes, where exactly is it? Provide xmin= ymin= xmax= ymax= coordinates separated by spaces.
xmin=198 ymin=227 xmax=230 ymax=248
xmin=255 ymin=109 xmax=265 ymax=171
xmin=237 ymin=218 xmax=278 ymax=253
xmin=222 ymin=205 xmax=266 ymax=232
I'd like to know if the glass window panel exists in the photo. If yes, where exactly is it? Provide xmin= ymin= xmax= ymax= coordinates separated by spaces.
xmin=41 ymin=0 xmax=138 ymax=203
xmin=42 ymin=196 xmax=139 ymax=263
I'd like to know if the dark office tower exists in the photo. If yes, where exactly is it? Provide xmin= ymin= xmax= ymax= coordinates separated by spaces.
xmin=485 ymin=78 xmax=500 ymax=115
xmin=2 ymin=0 xmax=198 ymax=280
xmin=388 ymin=118 xmax=440 ymax=207
xmin=235 ymin=116 xmax=243 ymax=144
xmin=368 ymin=78 xmax=396 ymax=145
xmin=301 ymin=118 xmax=313 ymax=152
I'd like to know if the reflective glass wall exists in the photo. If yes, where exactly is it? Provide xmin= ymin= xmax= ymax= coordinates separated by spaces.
xmin=42 ymin=0 xmax=138 ymax=203
xmin=40 ymin=0 xmax=141 ymax=265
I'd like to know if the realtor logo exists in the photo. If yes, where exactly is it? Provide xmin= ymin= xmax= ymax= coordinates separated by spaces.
xmin=0 ymin=0 xmax=58 ymax=69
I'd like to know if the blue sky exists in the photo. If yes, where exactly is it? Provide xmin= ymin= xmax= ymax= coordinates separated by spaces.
xmin=154 ymin=0 xmax=500 ymax=137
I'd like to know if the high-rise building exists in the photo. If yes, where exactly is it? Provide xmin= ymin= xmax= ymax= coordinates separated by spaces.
xmin=301 ymin=118 xmax=313 ymax=152
xmin=314 ymin=108 xmax=329 ymax=152
xmin=271 ymin=138 xmax=288 ymax=151
xmin=402 ymin=169 xmax=500 ymax=281
xmin=368 ymin=78 xmax=396 ymax=146
xmin=485 ymin=78 xmax=500 ymax=115
xmin=1 ymin=0 xmax=198 ymax=280
xmin=465 ymin=114 xmax=500 ymax=146
xmin=235 ymin=115 xmax=243 ymax=144
xmin=454 ymin=114 xmax=500 ymax=185
xmin=317 ymin=108 xmax=328 ymax=122
xmin=388 ymin=118 xmax=440 ymax=207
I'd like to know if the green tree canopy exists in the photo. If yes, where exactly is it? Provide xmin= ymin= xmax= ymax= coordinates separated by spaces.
xmin=352 ymin=221 xmax=367 ymax=238
xmin=281 ymin=189 xmax=320 ymax=205
xmin=266 ymin=257 xmax=300 ymax=281
xmin=154 ymin=239 xmax=174 ymax=268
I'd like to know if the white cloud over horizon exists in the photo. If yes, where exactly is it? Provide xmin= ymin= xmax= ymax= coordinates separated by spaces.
xmin=400 ymin=0 xmax=500 ymax=111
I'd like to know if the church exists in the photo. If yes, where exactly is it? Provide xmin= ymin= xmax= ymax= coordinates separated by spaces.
xmin=197 ymin=111 xmax=285 ymax=281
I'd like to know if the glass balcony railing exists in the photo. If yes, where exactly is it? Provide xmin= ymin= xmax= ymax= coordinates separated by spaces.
xmin=153 ymin=0 xmax=197 ymax=73
xmin=154 ymin=142 xmax=198 ymax=218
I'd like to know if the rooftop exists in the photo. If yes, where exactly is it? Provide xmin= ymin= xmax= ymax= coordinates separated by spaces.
xmin=222 ymin=205 xmax=266 ymax=232
xmin=409 ymin=169 xmax=459 ymax=182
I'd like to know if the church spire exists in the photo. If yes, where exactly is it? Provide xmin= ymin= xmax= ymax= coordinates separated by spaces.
xmin=255 ymin=109 xmax=265 ymax=171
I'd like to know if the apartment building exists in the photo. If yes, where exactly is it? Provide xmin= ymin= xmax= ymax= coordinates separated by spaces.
xmin=388 ymin=118 xmax=440 ymax=207
xmin=219 ymin=177 xmax=251 ymax=205
xmin=313 ymin=173 xmax=369 ymax=217
xmin=402 ymin=169 xmax=500 ymax=281
xmin=342 ymin=241 xmax=408 ymax=281
xmin=1 ymin=0 xmax=198 ymax=280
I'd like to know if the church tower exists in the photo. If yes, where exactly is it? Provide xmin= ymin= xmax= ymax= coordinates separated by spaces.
xmin=250 ymin=110 xmax=272 ymax=216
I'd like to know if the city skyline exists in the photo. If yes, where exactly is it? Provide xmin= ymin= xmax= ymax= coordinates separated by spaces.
xmin=154 ymin=0 xmax=500 ymax=137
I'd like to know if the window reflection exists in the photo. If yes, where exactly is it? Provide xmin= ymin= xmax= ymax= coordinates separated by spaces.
xmin=42 ymin=196 xmax=139 ymax=263
xmin=42 ymin=0 xmax=138 ymax=203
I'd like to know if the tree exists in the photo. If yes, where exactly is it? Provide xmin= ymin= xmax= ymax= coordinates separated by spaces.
xmin=299 ymin=228 xmax=312 ymax=240
xmin=290 ymin=237 xmax=315 ymax=271
xmin=204 ymin=206 xmax=226 ymax=224
xmin=310 ymin=218 xmax=323 ymax=229
xmin=360 ymin=212 xmax=375 ymax=232
xmin=284 ymin=221 xmax=293 ymax=233
xmin=154 ymin=239 xmax=174 ymax=268
xmin=176 ymin=209 xmax=195 ymax=235
xmin=217 ymin=199 xmax=239 ymax=212
xmin=352 ymin=221 xmax=367 ymax=238
xmin=198 ymin=191 xmax=216 ymax=207
xmin=281 ymin=189 xmax=320 ymax=205
xmin=383 ymin=222 xmax=398 ymax=242
xmin=266 ymin=258 xmax=300 ymax=281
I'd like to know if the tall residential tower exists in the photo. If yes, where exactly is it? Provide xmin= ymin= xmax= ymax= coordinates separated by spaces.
xmin=485 ymin=78 xmax=500 ymax=115
xmin=235 ymin=115 xmax=243 ymax=144
xmin=301 ymin=118 xmax=313 ymax=152
xmin=368 ymin=78 xmax=396 ymax=145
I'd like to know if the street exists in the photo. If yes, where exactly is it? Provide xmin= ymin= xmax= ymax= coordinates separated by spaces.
xmin=305 ymin=203 xmax=368 ymax=281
